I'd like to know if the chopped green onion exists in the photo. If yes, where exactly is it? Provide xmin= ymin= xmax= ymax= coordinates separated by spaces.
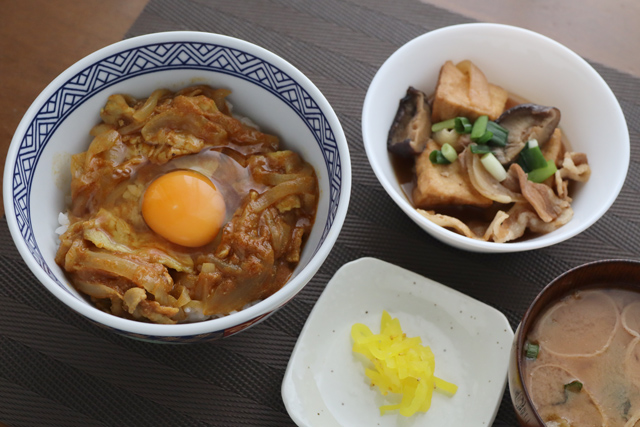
xmin=431 ymin=118 xmax=457 ymax=133
xmin=470 ymin=144 xmax=492 ymax=154
xmin=480 ymin=152 xmax=507 ymax=182
xmin=486 ymin=121 xmax=509 ymax=147
xmin=525 ymin=342 xmax=540 ymax=359
xmin=487 ymin=120 xmax=508 ymax=136
xmin=489 ymin=133 xmax=508 ymax=147
xmin=454 ymin=117 xmax=472 ymax=134
xmin=429 ymin=149 xmax=451 ymax=165
xmin=519 ymin=140 xmax=547 ymax=171
xmin=564 ymin=381 xmax=583 ymax=393
xmin=517 ymin=155 xmax=530 ymax=173
xmin=527 ymin=159 xmax=558 ymax=183
xmin=476 ymin=130 xmax=494 ymax=145
xmin=441 ymin=143 xmax=458 ymax=163
xmin=470 ymin=115 xmax=488 ymax=141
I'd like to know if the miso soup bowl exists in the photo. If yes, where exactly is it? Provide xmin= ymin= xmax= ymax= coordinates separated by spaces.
xmin=362 ymin=23 xmax=629 ymax=253
xmin=508 ymin=260 xmax=640 ymax=426
xmin=3 ymin=31 xmax=351 ymax=343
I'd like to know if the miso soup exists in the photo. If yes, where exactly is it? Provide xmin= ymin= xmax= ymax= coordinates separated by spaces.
xmin=523 ymin=288 xmax=640 ymax=426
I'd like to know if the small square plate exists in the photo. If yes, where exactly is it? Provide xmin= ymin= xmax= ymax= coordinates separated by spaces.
xmin=282 ymin=257 xmax=513 ymax=427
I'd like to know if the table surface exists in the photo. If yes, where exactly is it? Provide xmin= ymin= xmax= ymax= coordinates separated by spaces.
xmin=2 ymin=1 xmax=639 ymax=426
xmin=2 ymin=0 xmax=639 ymax=218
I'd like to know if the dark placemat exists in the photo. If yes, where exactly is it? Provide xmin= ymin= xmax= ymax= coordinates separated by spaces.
xmin=2 ymin=0 xmax=639 ymax=426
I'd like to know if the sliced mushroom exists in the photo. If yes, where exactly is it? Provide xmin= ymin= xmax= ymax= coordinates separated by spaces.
xmin=387 ymin=87 xmax=431 ymax=156
xmin=492 ymin=103 xmax=561 ymax=165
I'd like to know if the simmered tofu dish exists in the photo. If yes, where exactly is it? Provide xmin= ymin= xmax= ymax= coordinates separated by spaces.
xmin=388 ymin=60 xmax=590 ymax=243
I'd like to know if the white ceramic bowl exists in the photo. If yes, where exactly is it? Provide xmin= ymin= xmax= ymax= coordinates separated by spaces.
xmin=362 ymin=23 xmax=628 ymax=253
xmin=4 ymin=31 xmax=351 ymax=343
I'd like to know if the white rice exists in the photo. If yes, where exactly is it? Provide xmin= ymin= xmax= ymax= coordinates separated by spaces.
xmin=226 ymin=100 xmax=260 ymax=129
xmin=55 ymin=212 xmax=69 ymax=235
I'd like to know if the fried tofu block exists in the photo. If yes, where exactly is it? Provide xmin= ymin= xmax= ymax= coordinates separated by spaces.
xmin=412 ymin=140 xmax=493 ymax=208
xmin=431 ymin=60 xmax=508 ymax=122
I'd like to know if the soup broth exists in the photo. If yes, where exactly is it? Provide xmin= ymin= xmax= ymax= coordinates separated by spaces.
xmin=524 ymin=288 xmax=640 ymax=426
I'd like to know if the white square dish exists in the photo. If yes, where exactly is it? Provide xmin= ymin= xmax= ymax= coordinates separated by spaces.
xmin=282 ymin=257 xmax=514 ymax=427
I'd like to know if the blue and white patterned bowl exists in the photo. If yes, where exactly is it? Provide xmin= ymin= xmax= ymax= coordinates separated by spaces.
xmin=3 ymin=31 xmax=351 ymax=343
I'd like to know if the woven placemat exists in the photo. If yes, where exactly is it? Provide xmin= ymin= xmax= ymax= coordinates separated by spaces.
xmin=2 ymin=0 xmax=639 ymax=425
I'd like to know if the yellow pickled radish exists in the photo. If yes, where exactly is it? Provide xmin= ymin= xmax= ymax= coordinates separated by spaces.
xmin=351 ymin=310 xmax=458 ymax=417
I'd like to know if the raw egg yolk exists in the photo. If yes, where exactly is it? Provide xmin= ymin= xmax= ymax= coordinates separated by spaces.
xmin=141 ymin=170 xmax=226 ymax=247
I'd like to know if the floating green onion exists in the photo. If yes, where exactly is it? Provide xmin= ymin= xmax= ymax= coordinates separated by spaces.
xmin=470 ymin=144 xmax=492 ymax=154
xmin=486 ymin=121 xmax=509 ymax=147
xmin=431 ymin=118 xmax=457 ymax=133
xmin=480 ymin=152 xmax=507 ymax=182
xmin=454 ymin=117 xmax=472 ymax=134
xmin=429 ymin=149 xmax=451 ymax=165
xmin=441 ymin=143 xmax=458 ymax=163
xmin=476 ymin=130 xmax=494 ymax=145
xmin=470 ymin=115 xmax=488 ymax=141
xmin=527 ymin=159 xmax=558 ymax=183
xmin=519 ymin=139 xmax=547 ymax=171
xmin=525 ymin=342 xmax=540 ymax=359
xmin=564 ymin=381 xmax=583 ymax=393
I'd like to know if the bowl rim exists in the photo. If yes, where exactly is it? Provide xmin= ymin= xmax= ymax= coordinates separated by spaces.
xmin=514 ymin=259 xmax=640 ymax=424
xmin=3 ymin=30 xmax=352 ymax=337
xmin=362 ymin=22 xmax=629 ymax=253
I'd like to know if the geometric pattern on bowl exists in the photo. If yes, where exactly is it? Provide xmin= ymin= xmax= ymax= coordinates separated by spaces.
xmin=9 ymin=41 xmax=343 ymax=296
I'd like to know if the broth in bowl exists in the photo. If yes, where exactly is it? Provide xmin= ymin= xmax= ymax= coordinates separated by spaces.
xmin=509 ymin=261 xmax=640 ymax=427
xmin=524 ymin=288 xmax=640 ymax=426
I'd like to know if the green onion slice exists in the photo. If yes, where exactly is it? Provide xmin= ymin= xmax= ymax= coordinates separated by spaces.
xmin=525 ymin=342 xmax=540 ymax=359
xmin=486 ymin=121 xmax=509 ymax=147
xmin=454 ymin=117 xmax=472 ymax=134
xmin=480 ymin=152 xmax=507 ymax=182
xmin=517 ymin=156 xmax=530 ymax=173
xmin=564 ymin=381 xmax=583 ymax=393
xmin=489 ymin=133 xmax=508 ymax=147
xmin=429 ymin=149 xmax=451 ymax=165
xmin=470 ymin=115 xmax=489 ymax=141
xmin=487 ymin=120 xmax=508 ymax=136
xmin=431 ymin=118 xmax=457 ymax=133
xmin=519 ymin=139 xmax=547 ymax=171
xmin=527 ymin=159 xmax=558 ymax=183
xmin=441 ymin=143 xmax=458 ymax=163
xmin=476 ymin=130 xmax=494 ymax=145
xmin=470 ymin=144 xmax=492 ymax=154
